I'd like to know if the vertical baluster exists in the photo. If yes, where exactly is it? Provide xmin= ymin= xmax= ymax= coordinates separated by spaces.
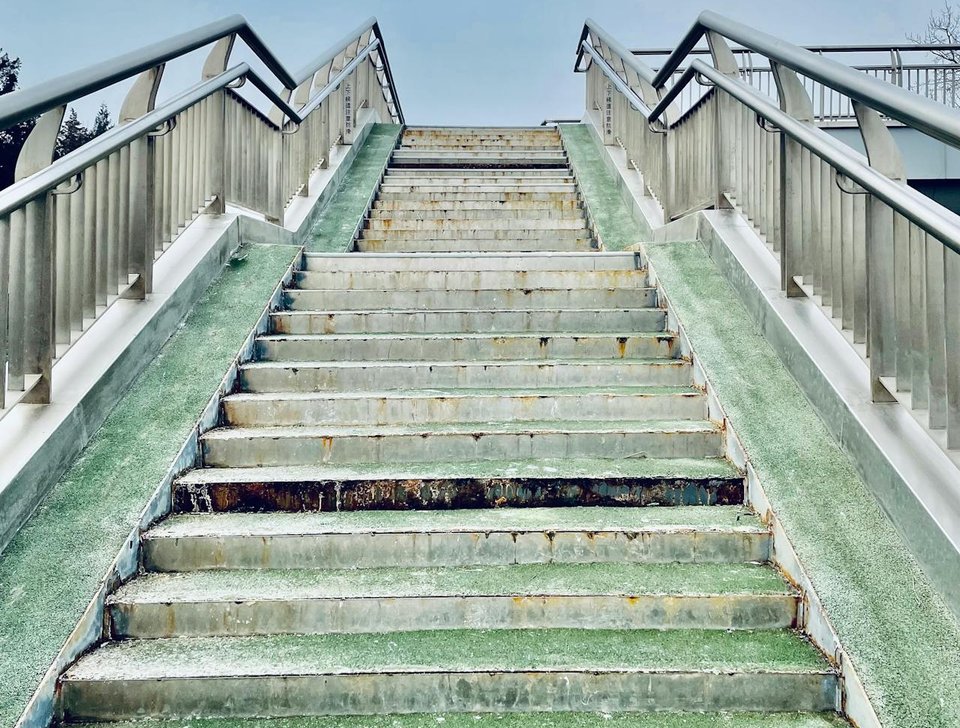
xmin=54 ymin=190 xmax=70 ymax=346
xmin=69 ymin=183 xmax=84 ymax=334
xmin=106 ymin=152 xmax=120 ymax=297
xmin=866 ymin=199 xmax=897 ymax=400
xmin=23 ymin=197 xmax=53 ymax=403
xmin=946 ymin=246 xmax=960 ymax=447
xmin=95 ymin=158 xmax=109 ymax=306
xmin=830 ymin=169 xmax=842 ymax=319
xmin=910 ymin=224 xmax=929 ymax=409
xmin=0 ymin=215 xmax=8 ymax=408
xmin=82 ymin=164 xmax=97 ymax=323
xmin=927 ymin=237 xmax=948 ymax=430
xmin=840 ymin=190 xmax=854 ymax=330
xmin=7 ymin=208 xmax=25 ymax=391
xmin=118 ymin=145 xmax=130 ymax=286
xmin=893 ymin=213 xmax=911 ymax=389
xmin=820 ymin=160 xmax=832 ymax=306
xmin=853 ymin=195 xmax=868 ymax=343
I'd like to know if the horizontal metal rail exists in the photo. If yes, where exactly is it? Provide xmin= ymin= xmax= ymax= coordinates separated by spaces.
xmin=0 ymin=16 xmax=403 ymax=130
xmin=576 ymin=17 xmax=960 ymax=453
xmin=649 ymin=11 xmax=960 ymax=148
xmin=0 ymin=16 xmax=403 ymax=413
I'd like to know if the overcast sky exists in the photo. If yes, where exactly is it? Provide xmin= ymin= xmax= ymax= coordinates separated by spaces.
xmin=0 ymin=0 xmax=951 ymax=127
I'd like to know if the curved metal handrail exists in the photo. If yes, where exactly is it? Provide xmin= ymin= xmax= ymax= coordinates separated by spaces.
xmin=645 ymin=10 xmax=960 ymax=148
xmin=0 ymin=15 xmax=403 ymax=130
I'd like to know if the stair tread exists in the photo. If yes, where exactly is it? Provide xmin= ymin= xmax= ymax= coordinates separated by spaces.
xmin=111 ymin=563 xmax=792 ymax=604
xmin=242 ymin=358 xmax=686 ymax=369
xmin=63 ymin=629 xmax=832 ymax=680
xmin=259 ymin=332 xmax=669 ymax=341
xmin=202 ymin=419 xmax=721 ymax=440
xmin=175 ymin=457 xmax=741 ymax=485
xmin=223 ymin=385 xmax=700 ymax=401
xmin=147 ymin=505 xmax=763 ymax=539
xmin=57 ymin=713 xmax=851 ymax=728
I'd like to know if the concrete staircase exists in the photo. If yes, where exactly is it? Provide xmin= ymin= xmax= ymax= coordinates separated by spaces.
xmin=57 ymin=127 xmax=839 ymax=722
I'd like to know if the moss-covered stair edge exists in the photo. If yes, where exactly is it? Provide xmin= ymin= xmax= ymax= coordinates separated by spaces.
xmin=560 ymin=122 xmax=960 ymax=728
xmin=310 ymin=124 xmax=402 ymax=252
xmin=0 ymin=243 xmax=299 ymax=728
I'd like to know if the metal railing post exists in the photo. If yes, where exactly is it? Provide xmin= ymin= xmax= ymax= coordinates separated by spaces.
xmin=707 ymin=31 xmax=739 ymax=209
xmin=202 ymin=36 xmax=234 ymax=215
xmin=773 ymin=63 xmax=815 ymax=297
xmin=854 ymin=100 xmax=905 ymax=401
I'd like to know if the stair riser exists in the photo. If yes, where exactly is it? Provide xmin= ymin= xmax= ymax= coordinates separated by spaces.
xmin=173 ymin=475 xmax=744 ymax=513
xmin=361 ymin=229 xmax=590 ymax=242
xmin=386 ymin=168 xmax=567 ymax=175
xmin=109 ymin=594 xmax=798 ymax=638
xmin=270 ymin=309 xmax=666 ymax=334
xmin=376 ymin=192 xmax=580 ymax=203
xmin=365 ymin=218 xmax=588 ymax=231
xmin=301 ymin=253 xmax=638 ymax=272
xmin=61 ymin=671 xmax=838 ymax=720
xmin=222 ymin=392 xmax=705 ymax=427
xmin=382 ymin=176 xmax=575 ymax=185
xmin=294 ymin=269 xmax=647 ymax=290
xmin=240 ymin=361 xmax=690 ymax=393
xmin=356 ymin=239 xmax=594 ymax=253
xmin=143 ymin=529 xmax=771 ymax=572
xmin=369 ymin=207 xmax=583 ymax=220
xmin=378 ymin=185 xmax=575 ymax=194
xmin=283 ymin=289 xmax=658 ymax=311
xmin=255 ymin=335 xmax=676 ymax=363
xmin=201 ymin=430 xmax=724 ymax=468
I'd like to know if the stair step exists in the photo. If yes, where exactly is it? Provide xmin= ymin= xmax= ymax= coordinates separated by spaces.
xmin=378 ymin=184 xmax=575 ymax=194
xmin=293 ymin=268 xmax=648 ymax=290
xmin=373 ymin=199 xmax=582 ymax=211
xmin=255 ymin=332 xmax=676 ymax=363
xmin=172 ymin=457 xmax=744 ymax=512
xmin=222 ymin=386 xmax=703 ymax=426
xmin=364 ymin=218 xmax=588 ymax=231
xmin=369 ymin=206 xmax=583 ymax=219
xmin=239 ymin=358 xmax=688 ymax=392
xmin=283 ymin=288 xmax=658 ymax=311
xmin=108 ymin=562 xmax=797 ymax=638
xmin=385 ymin=168 xmax=568 ymax=175
xmin=55 ymin=713 xmax=854 ymax=728
xmin=301 ymin=251 xmax=640 ymax=272
xmin=60 ymin=630 xmax=837 ymax=719
xmin=381 ymin=175 xmax=576 ymax=185
xmin=356 ymin=239 xmax=595 ymax=254
xmin=200 ymin=420 xmax=724 ymax=467
xmin=142 ymin=506 xmax=770 ymax=571
xmin=269 ymin=309 xmax=665 ymax=334
xmin=376 ymin=191 xmax=580 ymax=203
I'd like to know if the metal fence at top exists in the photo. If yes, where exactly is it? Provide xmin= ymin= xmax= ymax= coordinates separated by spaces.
xmin=631 ymin=43 xmax=960 ymax=122
xmin=0 ymin=15 xmax=403 ymax=413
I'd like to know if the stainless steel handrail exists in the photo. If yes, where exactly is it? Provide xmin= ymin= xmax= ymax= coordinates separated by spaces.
xmin=0 ymin=15 xmax=403 ymax=130
xmin=576 ymin=16 xmax=960 ymax=454
xmin=632 ymin=42 xmax=960 ymax=56
xmin=647 ymin=11 xmax=960 ymax=147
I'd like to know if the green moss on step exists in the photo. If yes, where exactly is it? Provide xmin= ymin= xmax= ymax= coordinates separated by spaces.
xmin=69 ymin=628 xmax=830 ymax=679
xmin=643 ymin=241 xmax=960 ymax=728
xmin=310 ymin=124 xmax=402 ymax=252
xmin=0 ymin=243 xmax=297 ymax=728
xmin=560 ymin=124 xmax=652 ymax=248
xmin=63 ymin=713 xmax=849 ymax=728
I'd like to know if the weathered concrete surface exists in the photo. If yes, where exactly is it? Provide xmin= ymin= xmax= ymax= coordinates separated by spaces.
xmin=0 ymin=245 xmax=296 ymax=728
xmin=560 ymin=121 xmax=960 ymax=728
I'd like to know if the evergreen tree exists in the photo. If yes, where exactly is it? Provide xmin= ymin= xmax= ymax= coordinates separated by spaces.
xmin=0 ymin=48 xmax=37 ymax=190
xmin=92 ymin=103 xmax=111 ymax=136
xmin=56 ymin=107 xmax=94 ymax=158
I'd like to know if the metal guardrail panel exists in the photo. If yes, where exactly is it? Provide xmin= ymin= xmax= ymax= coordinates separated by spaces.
xmin=576 ymin=15 xmax=960 ymax=452
xmin=0 ymin=15 xmax=403 ymax=412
